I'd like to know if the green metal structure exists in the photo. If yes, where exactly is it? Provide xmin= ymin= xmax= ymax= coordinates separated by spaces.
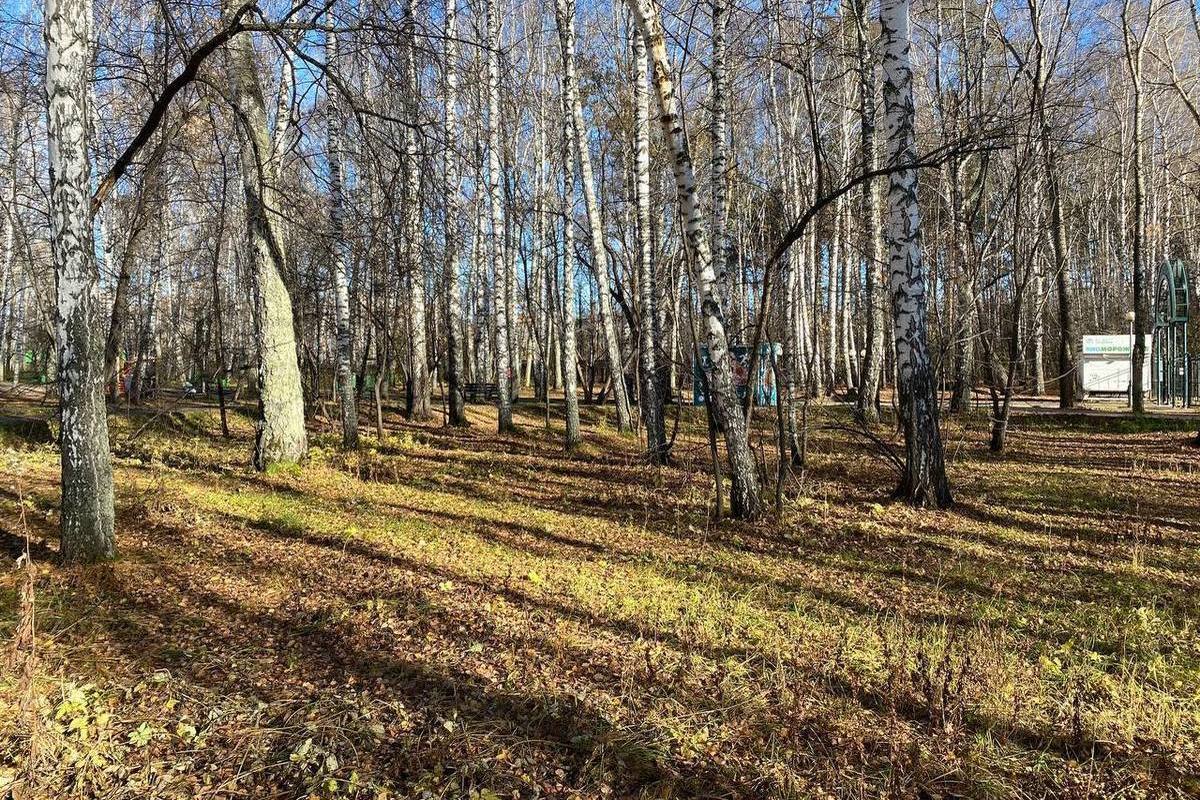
xmin=1152 ymin=259 xmax=1191 ymax=406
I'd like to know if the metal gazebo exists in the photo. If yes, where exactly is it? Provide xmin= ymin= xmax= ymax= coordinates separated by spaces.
xmin=1151 ymin=259 xmax=1191 ymax=406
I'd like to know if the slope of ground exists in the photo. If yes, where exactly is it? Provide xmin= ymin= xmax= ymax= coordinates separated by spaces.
xmin=1 ymin=393 xmax=1198 ymax=798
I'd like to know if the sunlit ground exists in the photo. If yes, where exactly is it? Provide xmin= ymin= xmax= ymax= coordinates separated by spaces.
xmin=1 ymin=390 xmax=1198 ymax=798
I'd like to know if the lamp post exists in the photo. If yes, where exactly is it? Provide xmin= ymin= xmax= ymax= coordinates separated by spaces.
xmin=1126 ymin=310 xmax=1136 ymax=408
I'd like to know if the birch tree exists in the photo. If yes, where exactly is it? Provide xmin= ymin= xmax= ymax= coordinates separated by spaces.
xmin=403 ymin=0 xmax=431 ymax=421
xmin=486 ymin=0 xmax=515 ymax=432
xmin=880 ymin=0 xmax=951 ymax=506
xmin=634 ymin=28 xmax=666 ymax=463
xmin=0 ymin=115 xmax=17 ymax=385
xmin=852 ymin=0 xmax=884 ymax=423
xmin=226 ymin=4 xmax=307 ymax=468
xmin=555 ymin=0 xmax=634 ymax=433
xmin=46 ymin=0 xmax=115 ymax=561
xmin=627 ymin=0 xmax=761 ymax=519
xmin=560 ymin=88 xmax=582 ymax=448
xmin=327 ymin=27 xmax=357 ymax=448
xmin=444 ymin=0 xmax=468 ymax=427
xmin=711 ymin=0 xmax=729 ymax=308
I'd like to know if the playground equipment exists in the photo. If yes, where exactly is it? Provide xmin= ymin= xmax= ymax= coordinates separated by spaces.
xmin=1151 ymin=259 xmax=1192 ymax=406
xmin=693 ymin=343 xmax=781 ymax=406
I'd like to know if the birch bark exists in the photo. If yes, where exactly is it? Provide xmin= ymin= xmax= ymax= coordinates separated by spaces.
xmin=767 ymin=41 xmax=802 ymax=462
xmin=0 ymin=109 xmax=19 ymax=384
xmin=326 ymin=28 xmax=357 ymax=447
xmin=710 ymin=0 xmax=729 ymax=309
xmin=852 ymin=0 xmax=884 ymax=422
xmin=560 ymin=90 xmax=582 ymax=448
xmin=444 ymin=0 xmax=468 ymax=426
xmin=627 ymin=0 xmax=760 ymax=519
xmin=403 ymin=0 xmax=431 ymax=420
xmin=46 ymin=0 xmax=115 ymax=560
xmin=554 ymin=0 xmax=633 ymax=432
xmin=634 ymin=30 xmax=666 ymax=463
xmin=486 ymin=0 xmax=514 ymax=431
xmin=880 ymin=0 xmax=951 ymax=506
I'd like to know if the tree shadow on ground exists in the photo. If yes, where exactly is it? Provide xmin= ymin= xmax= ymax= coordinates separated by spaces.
xmin=3 ymin=400 xmax=1197 ymax=797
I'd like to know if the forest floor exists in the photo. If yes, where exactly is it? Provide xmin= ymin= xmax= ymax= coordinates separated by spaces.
xmin=0 ymin=390 xmax=1199 ymax=799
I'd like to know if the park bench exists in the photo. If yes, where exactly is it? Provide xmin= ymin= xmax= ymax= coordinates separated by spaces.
xmin=462 ymin=382 xmax=499 ymax=403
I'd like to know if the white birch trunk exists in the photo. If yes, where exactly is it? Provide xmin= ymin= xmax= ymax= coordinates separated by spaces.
xmin=710 ymin=0 xmax=729 ymax=309
xmin=633 ymin=29 xmax=666 ymax=463
xmin=554 ymin=0 xmax=633 ymax=432
xmin=853 ymin=0 xmax=885 ymax=422
xmin=326 ymin=28 xmax=357 ymax=447
xmin=828 ymin=194 xmax=842 ymax=389
xmin=880 ymin=0 xmax=951 ymax=506
xmin=1032 ymin=260 xmax=1046 ymax=394
xmin=768 ymin=44 xmax=802 ymax=461
xmin=0 ymin=114 xmax=18 ymax=383
xmin=46 ymin=0 xmax=115 ymax=560
xmin=560 ymin=91 xmax=581 ymax=447
xmin=403 ymin=0 xmax=431 ymax=421
xmin=486 ymin=0 xmax=514 ymax=431
xmin=627 ymin=0 xmax=760 ymax=519
xmin=444 ymin=0 xmax=468 ymax=426
xmin=532 ymin=46 xmax=549 ymax=407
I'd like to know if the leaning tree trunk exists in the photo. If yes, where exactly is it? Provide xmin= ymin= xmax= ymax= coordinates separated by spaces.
xmin=880 ymin=0 xmax=951 ymax=507
xmin=443 ymin=0 xmax=467 ymax=426
xmin=227 ymin=1 xmax=307 ymax=469
xmin=627 ymin=0 xmax=760 ymax=520
xmin=486 ymin=0 xmax=514 ymax=432
xmin=326 ymin=28 xmax=357 ymax=448
xmin=554 ymin=0 xmax=633 ymax=433
xmin=46 ymin=0 xmax=115 ymax=561
xmin=633 ymin=30 xmax=666 ymax=463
